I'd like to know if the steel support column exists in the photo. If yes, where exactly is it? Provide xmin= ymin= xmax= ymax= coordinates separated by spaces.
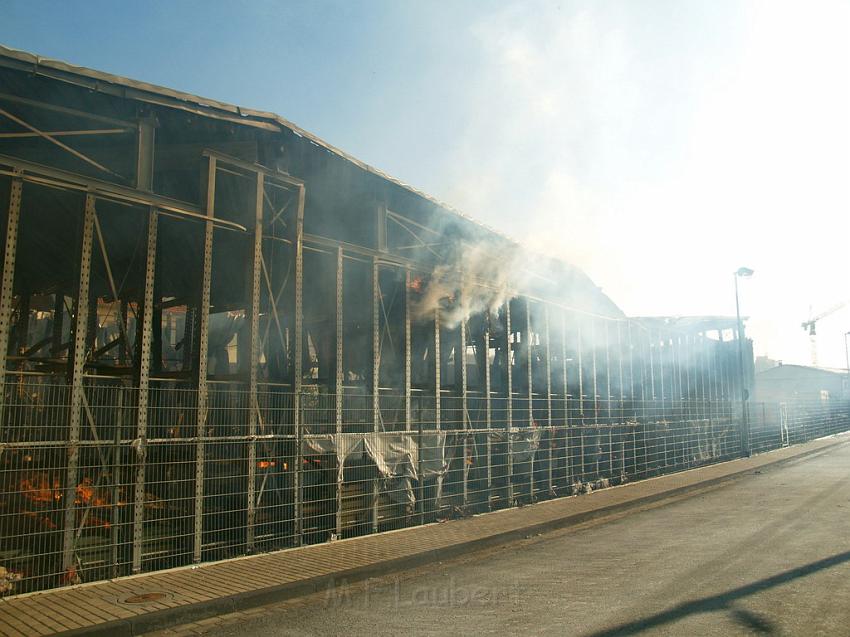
xmin=617 ymin=322 xmax=625 ymax=409
xmin=706 ymin=335 xmax=716 ymax=449
xmin=627 ymin=322 xmax=635 ymax=419
xmin=543 ymin=305 xmax=552 ymax=492
xmin=504 ymin=301 xmax=512 ymax=502
xmin=658 ymin=331 xmax=668 ymax=466
xmin=560 ymin=310 xmax=569 ymax=485
xmin=62 ymin=193 xmax=96 ymax=573
xmin=335 ymin=247 xmax=344 ymax=537
xmin=676 ymin=334 xmax=684 ymax=419
xmin=697 ymin=334 xmax=707 ymax=421
xmin=371 ymin=257 xmax=380 ymax=533
xmin=246 ymin=172 xmax=264 ymax=552
xmin=658 ymin=332 xmax=666 ymax=405
xmin=524 ymin=299 xmax=533 ymax=500
xmin=639 ymin=327 xmax=650 ymax=471
xmin=434 ymin=306 xmax=441 ymax=431
xmin=432 ymin=304 xmax=440 ymax=514
xmin=591 ymin=318 xmax=598 ymax=418
xmin=718 ymin=331 xmax=726 ymax=403
xmin=131 ymin=206 xmax=157 ymax=573
xmin=193 ymin=158 xmax=216 ymax=563
xmin=576 ymin=314 xmax=584 ymax=480
xmin=603 ymin=320 xmax=612 ymax=473
xmin=403 ymin=268 xmax=411 ymax=432
xmin=668 ymin=333 xmax=677 ymax=458
xmin=648 ymin=330 xmax=656 ymax=402
xmin=684 ymin=335 xmax=693 ymax=457
xmin=336 ymin=248 xmax=344 ymax=420
xmin=292 ymin=183 xmax=305 ymax=544
xmin=626 ymin=320 xmax=628 ymax=422
xmin=459 ymin=282 xmax=468 ymax=506
xmin=372 ymin=258 xmax=381 ymax=426
xmin=0 ymin=174 xmax=22 ymax=438
xmin=604 ymin=320 xmax=611 ymax=418
xmin=616 ymin=321 xmax=625 ymax=477
xmin=590 ymin=317 xmax=598 ymax=478
xmin=483 ymin=308 xmax=492 ymax=508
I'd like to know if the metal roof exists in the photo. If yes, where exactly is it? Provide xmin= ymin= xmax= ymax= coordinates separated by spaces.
xmin=0 ymin=44 xmax=507 ymax=237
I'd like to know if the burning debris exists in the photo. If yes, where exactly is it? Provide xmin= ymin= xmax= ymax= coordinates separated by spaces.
xmin=0 ymin=567 xmax=22 ymax=595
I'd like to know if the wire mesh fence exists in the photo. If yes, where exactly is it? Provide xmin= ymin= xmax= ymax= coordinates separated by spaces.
xmin=1 ymin=374 xmax=848 ymax=596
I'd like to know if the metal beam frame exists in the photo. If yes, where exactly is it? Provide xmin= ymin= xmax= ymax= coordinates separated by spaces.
xmin=0 ymin=153 xmax=245 ymax=231
xmin=91 ymin=211 xmax=133 ymax=363
xmin=0 ymin=128 xmax=131 ymax=140
xmin=0 ymin=91 xmax=136 ymax=128
xmin=0 ymin=106 xmax=124 ymax=179
xmin=0 ymin=81 xmax=759 ymax=593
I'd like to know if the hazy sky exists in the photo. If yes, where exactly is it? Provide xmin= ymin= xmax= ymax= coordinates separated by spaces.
xmin=2 ymin=0 xmax=848 ymax=368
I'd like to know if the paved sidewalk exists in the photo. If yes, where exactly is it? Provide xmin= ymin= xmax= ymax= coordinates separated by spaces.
xmin=1 ymin=436 xmax=846 ymax=637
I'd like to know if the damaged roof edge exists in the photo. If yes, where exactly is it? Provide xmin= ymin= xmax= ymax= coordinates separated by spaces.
xmin=0 ymin=44 xmax=623 ymax=317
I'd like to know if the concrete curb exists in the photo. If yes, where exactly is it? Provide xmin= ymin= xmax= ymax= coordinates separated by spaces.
xmin=51 ymin=438 xmax=849 ymax=637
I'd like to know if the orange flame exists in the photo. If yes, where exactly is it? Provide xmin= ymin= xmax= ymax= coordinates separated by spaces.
xmin=408 ymin=276 xmax=424 ymax=293
xmin=75 ymin=477 xmax=109 ymax=508
xmin=19 ymin=473 xmax=61 ymax=503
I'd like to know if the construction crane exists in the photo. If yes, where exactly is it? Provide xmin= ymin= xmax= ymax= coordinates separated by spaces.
xmin=802 ymin=301 xmax=848 ymax=366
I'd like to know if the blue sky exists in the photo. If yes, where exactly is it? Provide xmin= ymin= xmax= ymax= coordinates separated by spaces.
xmin=2 ymin=0 xmax=849 ymax=367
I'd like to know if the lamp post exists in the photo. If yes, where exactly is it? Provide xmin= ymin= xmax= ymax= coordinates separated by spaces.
xmin=734 ymin=267 xmax=754 ymax=456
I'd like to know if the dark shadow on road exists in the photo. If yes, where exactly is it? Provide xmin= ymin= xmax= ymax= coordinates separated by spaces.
xmin=728 ymin=607 xmax=776 ymax=634
xmin=586 ymin=549 xmax=850 ymax=636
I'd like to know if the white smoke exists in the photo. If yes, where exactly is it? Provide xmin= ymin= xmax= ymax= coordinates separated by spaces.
xmin=409 ymin=240 xmax=522 ymax=327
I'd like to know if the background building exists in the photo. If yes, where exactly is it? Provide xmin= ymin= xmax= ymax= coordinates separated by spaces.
xmin=754 ymin=363 xmax=848 ymax=403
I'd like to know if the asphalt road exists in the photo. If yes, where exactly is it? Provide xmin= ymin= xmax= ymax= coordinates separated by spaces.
xmin=157 ymin=443 xmax=850 ymax=636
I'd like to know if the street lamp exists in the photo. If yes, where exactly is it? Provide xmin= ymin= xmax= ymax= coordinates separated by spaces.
xmin=734 ymin=267 xmax=754 ymax=456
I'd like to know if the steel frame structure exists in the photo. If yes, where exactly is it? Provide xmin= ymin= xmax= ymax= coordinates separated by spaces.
xmin=0 ymin=49 xmax=830 ymax=597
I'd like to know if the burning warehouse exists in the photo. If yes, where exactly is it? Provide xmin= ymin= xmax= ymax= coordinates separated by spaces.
xmin=0 ymin=46 xmax=751 ymax=595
